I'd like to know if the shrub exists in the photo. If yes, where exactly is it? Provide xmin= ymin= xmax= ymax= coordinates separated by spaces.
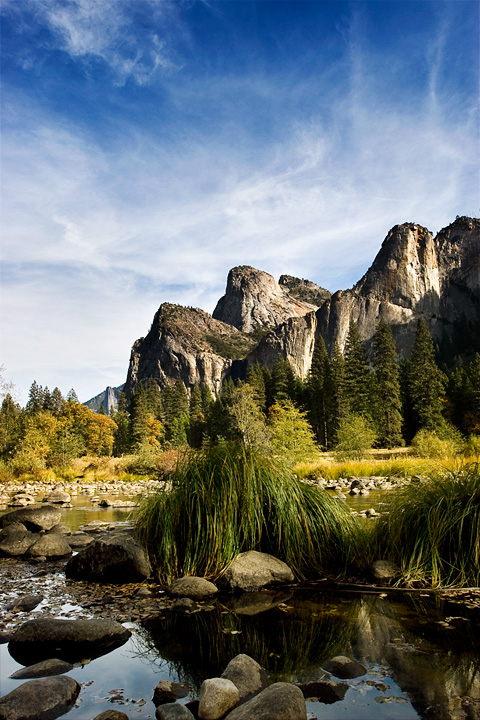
xmin=372 ymin=463 xmax=480 ymax=587
xmin=334 ymin=414 xmax=376 ymax=461
xmin=134 ymin=442 xmax=366 ymax=582
xmin=411 ymin=426 xmax=464 ymax=459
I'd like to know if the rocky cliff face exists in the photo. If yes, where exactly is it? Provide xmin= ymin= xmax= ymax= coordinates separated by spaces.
xmin=124 ymin=303 xmax=257 ymax=398
xmin=123 ymin=217 xmax=479 ymax=399
xmin=213 ymin=265 xmax=323 ymax=333
xmin=316 ymin=216 xmax=480 ymax=356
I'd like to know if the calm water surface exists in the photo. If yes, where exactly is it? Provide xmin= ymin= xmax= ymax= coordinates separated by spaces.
xmin=1 ymin=493 xmax=479 ymax=719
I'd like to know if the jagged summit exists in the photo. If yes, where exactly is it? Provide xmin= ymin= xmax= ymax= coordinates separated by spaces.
xmin=212 ymin=265 xmax=321 ymax=333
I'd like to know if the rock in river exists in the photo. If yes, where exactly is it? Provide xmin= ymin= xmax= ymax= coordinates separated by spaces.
xmin=8 ymin=617 xmax=131 ymax=665
xmin=225 ymin=682 xmax=307 ymax=720
xmin=0 ymin=504 xmax=61 ymax=532
xmin=65 ymin=531 xmax=151 ymax=582
xmin=0 ymin=675 xmax=80 ymax=720
xmin=219 ymin=551 xmax=294 ymax=592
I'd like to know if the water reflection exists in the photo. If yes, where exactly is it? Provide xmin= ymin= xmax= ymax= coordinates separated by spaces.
xmin=136 ymin=590 xmax=480 ymax=719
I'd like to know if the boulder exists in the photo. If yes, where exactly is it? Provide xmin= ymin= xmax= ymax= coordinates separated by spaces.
xmin=28 ymin=533 xmax=72 ymax=558
xmin=371 ymin=560 xmax=401 ymax=583
xmin=0 ymin=504 xmax=61 ymax=532
xmin=220 ymin=551 xmax=294 ymax=592
xmin=0 ymin=675 xmax=80 ymax=720
xmin=156 ymin=704 xmax=196 ymax=720
xmin=221 ymin=654 xmax=268 ymax=698
xmin=322 ymin=655 xmax=367 ymax=679
xmin=224 ymin=590 xmax=292 ymax=616
xmin=198 ymin=678 xmax=239 ymax=720
xmin=68 ymin=532 xmax=94 ymax=550
xmin=8 ymin=493 xmax=36 ymax=507
xmin=65 ymin=531 xmax=151 ymax=582
xmin=0 ymin=524 xmax=37 ymax=557
xmin=225 ymin=682 xmax=307 ymax=719
xmin=6 ymin=594 xmax=43 ymax=612
xmin=153 ymin=680 xmax=190 ymax=706
xmin=92 ymin=712 xmax=130 ymax=720
xmin=48 ymin=523 xmax=71 ymax=535
xmin=42 ymin=488 xmax=71 ymax=504
xmin=10 ymin=658 xmax=74 ymax=679
xmin=8 ymin=618 xmax=131 ymax=665
xmin=170 ymin=598 xmax=198 ymax=613
xmin=168 ymin=577 xmax=218 ymax=600
xmin=297 ymin=679 xmax=348 ymax=703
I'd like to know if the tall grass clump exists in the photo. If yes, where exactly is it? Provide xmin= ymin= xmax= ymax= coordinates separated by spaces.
xmin=134 ymin=442 xmax=366 ymax=583
xmin=372 ymin=463 xmax=480 ymax=587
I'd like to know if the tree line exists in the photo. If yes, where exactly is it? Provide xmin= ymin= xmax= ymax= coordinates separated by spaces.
xmin=1 ymin=318 xmax=479 ymax=474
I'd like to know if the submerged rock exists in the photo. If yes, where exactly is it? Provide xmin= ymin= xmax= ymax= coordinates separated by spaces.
xmin=156 ymin=704 xmax=196 ymax=720
xmin=297 ymin=679 xmax=348 ymax=703
xmin=0 ymin=675 xmax=80 ymax=720
xmin=8 ymin=618 xmax=131 ymax=665
xmin=153 ymin=680 xmax=190 ymax=706
xmin=219 ymin=551 xmax=294 ymax=592
xmin=10 ymin=658 xmax=74 ymax=679
xmin=322 ymin=655 xmax=367 ymax=679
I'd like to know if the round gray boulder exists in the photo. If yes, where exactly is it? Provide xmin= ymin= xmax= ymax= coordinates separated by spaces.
xmin=8 ymin=617 xmax=131 ymax=665
xmin=198 ymin=678 xmax=239 ymax=720
xmin=156 ymin=704 xmax=196 ymax=720
xmin=0 ymin=675 xmax=80 ymax=720
xmin=0 ymin=504 xmax=61 ymax=532
xmin=168 ymin=576 xmax=218 ymax=600
xmin=221 ymin=654 xmax=268 ymax=698
xmin=28 ymin=533 xmax=72 ymax=558
xmin=322 ymin=655 xmax=367 ymax=679
xmin=225 ymin=682 xmax=307 ymax=720
xmin=220 ymin=551 xmax=294 ymax=592
xmin=0 ymin=524 xmax=37 ymax=557
xmin=65 ymin=531 xmax=151 ymax=582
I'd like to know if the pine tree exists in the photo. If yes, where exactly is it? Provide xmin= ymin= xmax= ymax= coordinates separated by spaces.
xmin=144 ymin=378 xmax=163 ymax=420
xmin=50 ymin=387 xmax=65 ymax=414
xmin=26 ymin=381 xmax=45 ymax=414
xmin=306 ymin=336 xmax=329 ymax=446
xmin=343 ymin=321 xmax=371 ymax=417
xmin=246 ymin=361 xmax=267 ymax=412
xmin=189 ymin=384 xmax=206 ymax=447
xmin=0 ymin=394 xmax=22 ymax=459
xmin=408 ymin=318 xmax=446 ymax=432
xmin=130 ymin=383 xmax=150 ymax=447
xmin=372 ymin=320 xmax=404 ymax=447
xmin=271 ymin=357 xmax=296 ymax=405
xmin=330 ymin=344 xmax=347 ymax=444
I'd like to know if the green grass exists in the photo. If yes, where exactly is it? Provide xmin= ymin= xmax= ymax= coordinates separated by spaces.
xmin=371 ymin=462 xmax=480 ymax=587
xmin=134 ymin=442 xmax=367 ymax=583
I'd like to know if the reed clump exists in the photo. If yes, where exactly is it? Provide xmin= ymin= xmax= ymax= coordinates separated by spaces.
xmin=372 ymin=463 xmax=480 ymax=587
xmin=134 ymin=442 xmax=365 ymax=583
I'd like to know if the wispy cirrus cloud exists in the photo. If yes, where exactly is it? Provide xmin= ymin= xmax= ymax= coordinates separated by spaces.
xmin=3 ymin=0 xmax=181 ymax=84
xmin=1 ymin=0 xmax=478 ymax=403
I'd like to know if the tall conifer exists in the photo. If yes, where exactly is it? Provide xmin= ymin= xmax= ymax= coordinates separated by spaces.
xmin=343 ymin=321 xmax=371 ymax=417
xmin=372 ymin=320 xmax=403 ymax=447
xmin=408 ymin=318 xmax=446 ymax=432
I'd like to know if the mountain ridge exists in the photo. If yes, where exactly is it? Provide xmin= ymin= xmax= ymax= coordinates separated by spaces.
xmin=92 ymin=216 xmax=479 ymax=404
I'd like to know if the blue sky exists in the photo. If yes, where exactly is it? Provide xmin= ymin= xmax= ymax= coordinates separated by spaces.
xmin=1 ymin=0 xmax=478 ymax=404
